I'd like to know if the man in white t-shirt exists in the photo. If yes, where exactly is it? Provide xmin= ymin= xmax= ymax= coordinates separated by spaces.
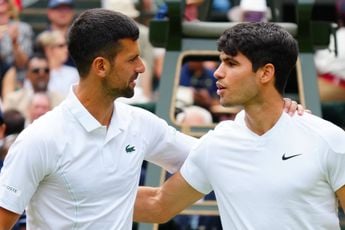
xmin=0 ymin=9 xmax=303 ymax=230
xmin=134 ymin=22 xmax=345 ymax=229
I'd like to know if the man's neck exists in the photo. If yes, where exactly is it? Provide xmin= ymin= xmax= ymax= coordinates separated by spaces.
xmin=244 ymin=98 xmax=284 ymax=136
xmin=75 ymin=82 xmax=115 ymax=127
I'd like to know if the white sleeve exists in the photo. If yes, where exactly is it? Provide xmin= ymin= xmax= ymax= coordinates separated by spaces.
xmin=325 ymin=149 xmax=345 ymax=191
xmin=0 ymin=129 xmax=57 ymax=214
xmin=180 ymin=133 xmax=212 ymax=195
xmin=143 ymin=112 xmax=197 ymax=173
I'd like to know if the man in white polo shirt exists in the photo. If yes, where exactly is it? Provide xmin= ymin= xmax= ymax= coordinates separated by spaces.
xmin=134 ymin=22 xmax=345 ymax=229
xmin=0 ymin=9 xmax=302 ymax=230
xmin=0 ymin=9 xmax=195 ymax=230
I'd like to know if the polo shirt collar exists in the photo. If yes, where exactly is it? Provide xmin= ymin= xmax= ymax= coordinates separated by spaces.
xmin=64 ymin=86 xmax=130 ymax=133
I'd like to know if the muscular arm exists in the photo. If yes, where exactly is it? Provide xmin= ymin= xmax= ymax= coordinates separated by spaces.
xmin=0 ymin=207 xmax=20 ymax=230
xmin=336 ymin=185 xmax=345 ymax=210
xmin=134 ymin=171 xmax=205 ymax=223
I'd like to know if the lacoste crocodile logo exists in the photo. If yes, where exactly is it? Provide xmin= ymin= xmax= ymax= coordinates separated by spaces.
xmin=282 ymin=153 xmax=302 ymax=160
xmin=125 ymin=145 xmax=136 ymax=153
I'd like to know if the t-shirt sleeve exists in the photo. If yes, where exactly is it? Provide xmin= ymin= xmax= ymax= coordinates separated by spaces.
xmin=180 ymin=133 xmax=212 ymax=195
xmin=0 ymin=130 xmax=56 ymax=214
xmin=142 ymin=110 xmax=197 ymax=174
xmin=325 ymin=149 xmax=345 ymax=191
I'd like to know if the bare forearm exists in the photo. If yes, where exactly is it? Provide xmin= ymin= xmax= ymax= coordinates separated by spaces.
xmin=0 ymin=207 xmax=20 ymax=230
xmin=336 ymin=185 xmax=345 ymax=210
xmin=134 ymin=172 xmax=205 ymax=223
xmin=134 ymin=187 xmax=168 ymax=223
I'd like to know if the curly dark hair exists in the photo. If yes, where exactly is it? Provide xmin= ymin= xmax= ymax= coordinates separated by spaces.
xmin=217 ymin=22 xmax=298 ymax=95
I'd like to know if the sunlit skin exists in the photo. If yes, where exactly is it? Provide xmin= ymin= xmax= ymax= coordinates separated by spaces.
xmin=104 ymin=38 xmax=146 ymax=99
xmin=214 ymin=51 xmax=284 ymax=135
xmin=75 ymin=38 xmax=145 ymax=126
xmin=214 ymin=52 xmax=260 ymax=108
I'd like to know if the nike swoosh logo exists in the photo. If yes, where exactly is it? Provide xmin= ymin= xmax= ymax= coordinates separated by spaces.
xmin=282 ymin=153 xmax=302 ymax=160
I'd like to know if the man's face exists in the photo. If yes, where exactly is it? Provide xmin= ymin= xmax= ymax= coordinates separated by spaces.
xmin=214 ymin=52 xmax=259 ymax=107
xmin=27 ymin=58 xmax=50 ymax=92
xmin=103 ymin=38 xmax=145 ymax=99
xmin=28 ymin=94 xmax=51 ymax=122
xmin=47 ymin=32 xmax=68 ymax=64
xmin=47 ymin=4 xmax=75 ymax=28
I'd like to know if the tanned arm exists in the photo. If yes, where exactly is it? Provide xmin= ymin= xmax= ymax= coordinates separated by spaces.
xmin=0 ymin=207 xmax=20 ymax=230
xmin=134 ymin=171 xmax=205 ymax=223
xmin=336 ymin=185 xmax=345 ymax=211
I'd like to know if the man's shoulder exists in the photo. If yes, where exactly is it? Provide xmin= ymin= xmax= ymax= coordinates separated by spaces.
xmin=293 ymin=113 xmax=345 ymax=153
xmin=115 ymin=101 xmax=156 ymax=118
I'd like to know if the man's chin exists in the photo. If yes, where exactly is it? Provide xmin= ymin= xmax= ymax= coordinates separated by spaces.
xmin=122 ymin=91 xmax=134 ymax=99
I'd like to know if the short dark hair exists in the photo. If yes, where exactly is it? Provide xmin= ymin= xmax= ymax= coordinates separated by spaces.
xmin=28 ymin=52 xmax=48 ymax=63
xmin=217 ymin=22 xmax=298 ymax=95
xmin=68 ymin=8 xmax=140 ymax=77
xmin=3 ymin=109 xmax=25 ymax=136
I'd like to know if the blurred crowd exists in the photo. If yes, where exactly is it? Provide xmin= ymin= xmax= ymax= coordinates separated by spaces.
xmin=0 ymin=0 xmax=344 ymax=229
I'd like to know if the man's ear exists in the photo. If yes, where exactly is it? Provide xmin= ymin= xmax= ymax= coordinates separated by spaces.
xmin=259 ymin=63 xmax=275 ymax=84
xmin=92 ymin=57 xmax=109 ymax=78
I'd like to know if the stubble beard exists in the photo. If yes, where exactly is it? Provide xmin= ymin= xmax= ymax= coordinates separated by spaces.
xmin=101 ymin=79 xmax=134 ymax=100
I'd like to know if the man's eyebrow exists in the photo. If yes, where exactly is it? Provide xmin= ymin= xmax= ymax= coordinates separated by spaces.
xmin=220 ymin=54 xmax=236 ymax=63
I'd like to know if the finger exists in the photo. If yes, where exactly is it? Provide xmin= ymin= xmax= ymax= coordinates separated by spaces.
xmin=288 ymin=101 xmax=298 ymax=116
xmin=297 ymin=104 xmax=304 ymax=115
xmin=283 ymin=98 xmax=292 ymax=112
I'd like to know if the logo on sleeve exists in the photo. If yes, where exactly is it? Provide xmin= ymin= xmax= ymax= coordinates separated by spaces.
xmin=282 ymin=153 xmax=302 ymax=160
xmin=125 ymin=145 xmax=136 ymax=153
xmin=1 ymin=184 xmax=21 ymax=197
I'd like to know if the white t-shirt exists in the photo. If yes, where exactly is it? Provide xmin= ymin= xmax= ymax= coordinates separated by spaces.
xmin=181 ymin=110 xmax=345 ymax=230
xmin=0 ymin=87 xmax=196 ymax=229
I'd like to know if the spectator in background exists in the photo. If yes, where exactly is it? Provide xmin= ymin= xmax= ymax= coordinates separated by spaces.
xmin=44 ymin=0 xmax=76 ymax=67
xmin=0 ymin=0 xmax=33 ymax=88
xmin=36 ymin=30 xmax=79 ymax=97
xmin=175 ymin=105 xmax=213 ymax=126
xmin=227 ymin=0 xmax=271 ymax=22
xmin=180 ymin=61 xmax=219 ymax=111
xmin=0 ymin=59 xmax=16 ymax=99
xmin=26 ymin=92 xmax=51 ymax=125
xmin=46 ymin=0 xmax=75 ymax=38
xmin=3 ymin=53 xmax=63 ymax=120
xmin=0 ymin=108 xmax=24 ymax=167
xmin=314 ymin=0 xmax=345 ymax=102
xmin=184 ymin=0 xmax=204 ymax=21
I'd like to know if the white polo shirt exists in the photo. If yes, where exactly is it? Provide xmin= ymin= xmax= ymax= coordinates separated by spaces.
xmin=0 ymin=87 xmax=196 ymax=229
xmin=181 ymin=111 xmax=345 ymax=230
